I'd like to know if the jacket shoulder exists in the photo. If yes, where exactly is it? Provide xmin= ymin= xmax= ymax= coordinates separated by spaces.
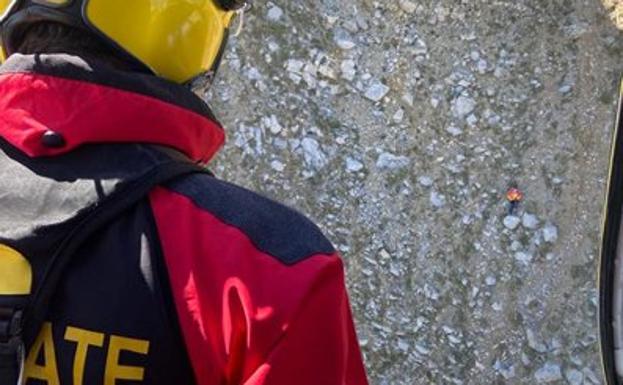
xmin=162 ymin=173 xmax=335 ymax=265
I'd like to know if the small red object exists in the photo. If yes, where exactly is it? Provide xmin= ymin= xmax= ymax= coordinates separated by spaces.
xmin=506 ymin=187 xmax=523 ymax=203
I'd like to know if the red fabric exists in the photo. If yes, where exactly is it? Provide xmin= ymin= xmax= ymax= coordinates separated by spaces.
xmin=149 ymin=187 xmax=369 ymax=385
xmin=0 ymin=73 xmax=224 ymax=162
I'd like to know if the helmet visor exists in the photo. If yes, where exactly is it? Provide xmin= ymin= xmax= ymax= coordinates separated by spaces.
xmin=84 ymin=0 xmax=234 ymax=83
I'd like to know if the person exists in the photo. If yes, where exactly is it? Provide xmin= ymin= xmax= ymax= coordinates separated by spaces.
xmin=0 ymin=1 xmax=369 ymax=384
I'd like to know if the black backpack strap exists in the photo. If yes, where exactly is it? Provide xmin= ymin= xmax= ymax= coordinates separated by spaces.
xmin=0 ymin=159 xmax=206 ymax=385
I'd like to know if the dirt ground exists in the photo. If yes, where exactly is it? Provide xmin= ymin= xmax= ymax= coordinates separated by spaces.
xmin=204 ymin=1 xmax=623 ymax=383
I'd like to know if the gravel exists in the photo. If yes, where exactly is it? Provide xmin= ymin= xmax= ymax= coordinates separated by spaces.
xmin=364 ymin=81 xmax=391 ymax=102
xmin=206 ymin=1 xmax=621 ymax=383
xmin=522 ymin=213 xmax=540 ymax=229
xmin=535 ymin=362 xmax=563 ymax=383
xmin=504 ymin=215 xmax=521 ymax=230
xmin=266 ymin=5 xmax=284 ymax=22
xmin=376 ymin=152 xmax=410 ymax=170
xmin=300 ymin=137 xmax=328 ymax=170
xmin=543 ymin=224 xmax=559 ymax=243
xmin=565 ymin=368 xmax=584 ymax=385
xmin=452 ymin=95 xmax=477 ymax=119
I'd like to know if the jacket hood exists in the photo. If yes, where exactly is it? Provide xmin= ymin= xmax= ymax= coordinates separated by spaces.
xmin=0 ymin=53 xmax=225 ymax=163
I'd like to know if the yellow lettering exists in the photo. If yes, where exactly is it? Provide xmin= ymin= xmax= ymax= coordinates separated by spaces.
xmin=104 ymin=335 xmax=150 ymax=385
xmin=24 ymin=322 xmax=60 ymax=385
xmin=64 ymin=326 xmax=104 ymax=385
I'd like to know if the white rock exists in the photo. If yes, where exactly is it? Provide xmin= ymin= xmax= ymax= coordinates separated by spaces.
xmin=452 ymin=95 xmax=476 ymax=118
xmin=287 ymin=72 xmax=302 ymax=84
xmin=526 ymin=329 xmax=548 ymax=353
xmin=418 ymin=176 xmax=433 ymax=187
xmin=494 ymin=360 xmax=516 ymax=380
xmin=393 ymin=108 xmax=405 ymax=123
xmin=446 ymin=125 xmax=463 ymax=136
xmin=535 ymin=362 xmax=563 ymax=383
xmin=365 ymin=81 xmax=390 ymax=102
xmin=345 ymin=157 xmax=364 ymax=172
xmin=340 ymin=60 xmax=357 ymax=81
xmin=342 ymin=19 xmax=358 ymax=33
xmin=477 ymin=59 xmax=488 ymax=74
xmin=466 ymin=114 xmax=478 ymax=126
xmin=402 ymin=92 xmax=414 ymax=106
xmin=301 ymin=138 xmax=328 ymax=170
xmin=334 ymin=30 xmax=356 ymax=50
xmin=246 ymin=67 xmax=262 ymax=81
xmin=262 ymin=114 xmax=283 ymax=135
xmin=435 ymin=5 xmax=449 ymax=22
xmin=522 ymin=353 xmax=531 ymax=366
xmin=336 ymin=38 xmax=356 ymax=49
xmin=423 ymin=283 xmax=440 ymax=300
xmin=286 ymin=59 xmax=304 ymax=73
xmin=398 ymin=0 xmax=417 ymax=13
xmin=430 ymin=191 xmax=446 ymax=208
xmin=485 ymin=276 xmax=496 ymax=286
xmin=302 ymin=63 xmax=317 ymax=88
xmin=415 ymin=343 xmax=430 ymax=355
xmin=543 ymin=224 xmax=559 ymax=243
xmin=503 ymin=215 xmax=521 ymax=230
xmin=397 ymin=339 xmax=410 ymax=352
xmin=515 ymin=251 xmax=533 ymax=264
xmin=376 ymin=152 xmax=409 ymax=170
xmin=270 ymin=160 xmax=285 ymax=172
xmin=266 ymin=5 xmax=284 ymax=21
xmin=318 ymin=64 xmax=337 ymax=80
xmin=378 ymin=249 xmax=391 ymax=260
xmin=522 ymin=213 xmax=539 ymax=229
xmin=564 ymin=368 xmax=583 ymax=385
xmin=267 ymin=41 xmax=280 ymax=52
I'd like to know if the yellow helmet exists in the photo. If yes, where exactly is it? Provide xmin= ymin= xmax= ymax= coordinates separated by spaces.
xmin=0 ymin=0 xmax=249 ymax=83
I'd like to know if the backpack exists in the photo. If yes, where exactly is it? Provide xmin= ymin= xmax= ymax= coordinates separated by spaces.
xmin=0 ymin=154 xmax=205 ymax=385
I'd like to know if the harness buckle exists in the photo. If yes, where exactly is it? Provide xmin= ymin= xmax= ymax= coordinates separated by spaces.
xmin=0 ymin=308 xmax=22 ymax=341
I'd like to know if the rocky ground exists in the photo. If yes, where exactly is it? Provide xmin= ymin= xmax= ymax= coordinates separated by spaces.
xmin=202 ymin=1 xmax=623 ymax=384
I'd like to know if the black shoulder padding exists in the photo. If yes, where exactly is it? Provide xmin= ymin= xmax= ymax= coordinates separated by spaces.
xmin=165 ymin=174 xmax=336 ymax=265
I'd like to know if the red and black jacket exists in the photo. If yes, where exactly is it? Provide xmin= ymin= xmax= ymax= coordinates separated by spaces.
xmin=0 ymin=54 xmax=369 ymax=385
